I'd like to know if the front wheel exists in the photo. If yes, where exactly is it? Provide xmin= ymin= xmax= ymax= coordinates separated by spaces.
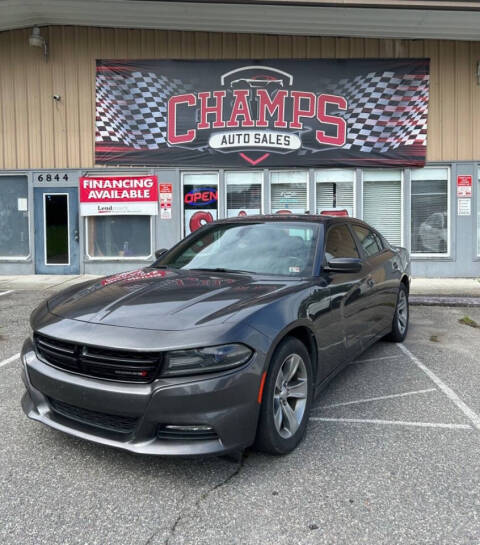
xmin=255 ymin=337 xmax=313 ymax=455
xmin=386 ymin=284 xmax=409 ymax=342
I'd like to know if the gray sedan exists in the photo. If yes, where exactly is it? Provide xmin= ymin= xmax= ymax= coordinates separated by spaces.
xmin=21 ymin=215 xmax=410 ymax=456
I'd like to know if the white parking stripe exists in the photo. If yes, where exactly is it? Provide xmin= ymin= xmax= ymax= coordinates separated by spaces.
xmin=309 ymin=417 xmax=472 ymax=430
xmin=315 ymin=388 xmax=437 ymax=410
xmin=397 ymin=343 xmax=480 ymax=432
xmin=354 ymin=355 xmax=402 ymax=364
xmin=0 ymin=353 xmax=20 ymax=369
xmin=0 ymin=290 xmax=14 ymax=298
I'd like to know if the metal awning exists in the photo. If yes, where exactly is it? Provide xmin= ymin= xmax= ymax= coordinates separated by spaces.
xmin=1 ymin=0 xmax=480 ymax=40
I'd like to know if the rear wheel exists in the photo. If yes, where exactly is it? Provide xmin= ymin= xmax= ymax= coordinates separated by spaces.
xmin=386 ymin=283 xmax=409 ymax=342
xmin=255 ymin=337 xmax=313 ymax=455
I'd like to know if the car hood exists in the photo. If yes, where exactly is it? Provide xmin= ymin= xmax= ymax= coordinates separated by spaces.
xmin=46 ymin=268 xmax=306 ymax=331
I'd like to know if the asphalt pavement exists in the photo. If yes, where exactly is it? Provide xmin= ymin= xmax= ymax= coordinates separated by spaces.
xmin=1 ymin=288 xmax=480 ymax=544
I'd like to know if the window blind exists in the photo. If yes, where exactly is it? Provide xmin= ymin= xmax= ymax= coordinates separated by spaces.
xmin=316 ymin=183 xmax=354 ymax=215
xmin=271 ymin=171 xmax=308 ymax=213
xmin=226 ymin=171 xmax=263 ymax=216
xmin=271 ymin=183 xmax=308 ymax=213
xmin=411 ymin=168 xmax=448 ymax=254
xmin=227 ymin=183 xmax=262 ymax=211
xmin=363 ymin=178 xmax=402 ymax=246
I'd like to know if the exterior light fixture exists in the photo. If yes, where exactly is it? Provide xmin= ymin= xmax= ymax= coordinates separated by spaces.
xmin=29 ymin=26 xmax=48 ymax=59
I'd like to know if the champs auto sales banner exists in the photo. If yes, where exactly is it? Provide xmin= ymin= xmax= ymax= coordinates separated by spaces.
xmin=95 ymin=59 xmax=429 ymax=168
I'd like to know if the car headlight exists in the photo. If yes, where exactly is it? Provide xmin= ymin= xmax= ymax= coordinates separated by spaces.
xmin=162 ymin=344 xmax=253 ymax=377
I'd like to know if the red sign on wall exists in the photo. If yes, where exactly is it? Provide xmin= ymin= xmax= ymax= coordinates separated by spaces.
xmin=79 ymin=175 xmax=158 ymax=216
xmin=457 ymin=175 xmax=472 ymax=198
xmin=159 ymin=182 xmax=173 ymax=220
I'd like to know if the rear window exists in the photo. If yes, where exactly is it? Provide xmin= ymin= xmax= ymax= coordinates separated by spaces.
xmin=324 ymin=224 xmax=360 ymax=260
xmin=352 ymin=225 xmax=381 ymax=257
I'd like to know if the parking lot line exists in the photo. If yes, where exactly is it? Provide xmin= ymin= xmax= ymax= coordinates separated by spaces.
xmin=316 ymin=388 xmax=437 ymax=410
xmin=354 ymin=355 xmax=402 ymax=364
xmin=0 ymin=353 xmax=19 ymax=369
xmin=397 ymin=343 xmax=480 ymax=432
xmin=309 ymin=417 xmax=472 ymax=430
xmin=0 ymin=290 xmax=14 ymax=298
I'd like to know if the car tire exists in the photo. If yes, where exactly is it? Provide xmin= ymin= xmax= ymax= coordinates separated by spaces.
xmin=255 ymin=337 xmax=313 ymax=455
xmin=385 ymin=283 xmax=409 ymax=342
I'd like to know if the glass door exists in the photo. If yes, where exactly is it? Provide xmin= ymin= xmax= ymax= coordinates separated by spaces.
xmin=34 ymin=187 xmax=80 ymax=274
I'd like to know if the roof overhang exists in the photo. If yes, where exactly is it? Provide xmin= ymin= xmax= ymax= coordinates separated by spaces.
xmin=1 ymin=0 xmax=480 ymax=40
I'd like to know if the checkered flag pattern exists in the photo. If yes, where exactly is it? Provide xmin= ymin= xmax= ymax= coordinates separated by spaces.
xmin=329 ymin=71 xmax=429 ymax=152
xmin=96 ymin=71 xmax=192 ymax=150
xmin=96 ymin=69 xmax=428 ymax=154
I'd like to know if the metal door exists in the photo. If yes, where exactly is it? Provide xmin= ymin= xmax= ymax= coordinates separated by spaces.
xmin=34 ymin=187 xmax=80 ymax=274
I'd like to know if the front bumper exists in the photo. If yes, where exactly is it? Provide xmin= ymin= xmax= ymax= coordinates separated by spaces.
xmin=21 ymin=338 xmax=265 ymax=456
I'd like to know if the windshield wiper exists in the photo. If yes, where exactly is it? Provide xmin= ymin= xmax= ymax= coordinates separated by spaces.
xmin=188 ymin=267 xmax=252 ymax=274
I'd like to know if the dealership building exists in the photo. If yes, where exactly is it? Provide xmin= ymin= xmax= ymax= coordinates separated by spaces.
xmin=0 ymin=0 xmax=480 ymax=277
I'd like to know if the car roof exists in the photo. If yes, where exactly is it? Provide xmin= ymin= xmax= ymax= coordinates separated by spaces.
xmin=213 ymin=214 xmax=370 ymax=228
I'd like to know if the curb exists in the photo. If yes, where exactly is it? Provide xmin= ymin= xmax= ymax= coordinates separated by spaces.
xmin=410 ymin=295 xmax=480 ymax=307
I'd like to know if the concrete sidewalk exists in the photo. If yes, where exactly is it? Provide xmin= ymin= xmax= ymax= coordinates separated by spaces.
xmin=411 ymin=277 xmax=480 ymax=297
xmin=0 ymin=274 xmax=100 ymax=291
xmin=1 ymin=274 xmax=480 ymax=302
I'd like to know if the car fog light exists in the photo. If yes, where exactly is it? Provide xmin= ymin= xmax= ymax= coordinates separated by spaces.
xmin=157 ymin=424 xmax=218 ymax=441
xmin=166 ymin=425 xmax=213 ymax=432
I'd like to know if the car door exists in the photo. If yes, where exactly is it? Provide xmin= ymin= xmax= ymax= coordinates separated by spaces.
xmin=321 ymin=222 xmax=372 ymax=367
xmin=350 ymin=224 xmax=397 ymax=338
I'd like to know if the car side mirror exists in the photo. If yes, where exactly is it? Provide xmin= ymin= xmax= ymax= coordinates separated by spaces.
xmin=324 ymin=257 xmax=362 ymax=273
xmin=155 ymin=248 xmax=168 ymax=260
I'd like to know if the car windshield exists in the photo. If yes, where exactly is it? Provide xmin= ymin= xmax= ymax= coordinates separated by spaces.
xmin=155 ymin=222 xmax=319 ymax=277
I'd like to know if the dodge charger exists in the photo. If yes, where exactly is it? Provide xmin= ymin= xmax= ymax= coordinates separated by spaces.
xmin=21 ymin=215 xmax=410 ymax=456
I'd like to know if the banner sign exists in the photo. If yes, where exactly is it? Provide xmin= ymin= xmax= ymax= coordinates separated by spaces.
xmin=80 ymin=175 xmax=158 ymax=216
xmin=183 ymin=185 xmax=218 ymax=235
xmin=96 ymin=59 xmax=429 ymax=168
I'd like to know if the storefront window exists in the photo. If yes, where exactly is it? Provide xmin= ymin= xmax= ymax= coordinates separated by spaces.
xmin=315 ymin=170 xmax=354 ymax=216
xmin=86 ymin=216 xmax=151 ymax=258
xmin=226 ymin=171 xmax=262 ymax=217
xmin=270 ymin=171 xmax=308 ymax=214
xmin=478 ymin=170 xmax=480 ymax=256
xmin=183 ymin=172 xmax=219 ymax=235
xmin=411 ymin=168 xmax=449 ymax=255
xmin=363 ymin=170 xmax=402 ymax=246
xmin=0 ymin=176 xmax=29 ymax=258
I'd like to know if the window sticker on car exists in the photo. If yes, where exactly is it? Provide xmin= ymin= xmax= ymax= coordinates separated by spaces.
xmin=289 ymin=266 xmax=301 ymax=273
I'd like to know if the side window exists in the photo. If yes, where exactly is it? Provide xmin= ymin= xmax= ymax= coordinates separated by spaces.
xmin=324 ymin=224 xmax=360 ymax=260
xmin=373 ymin=232 xmax=385 ymax=251
xmin=352 ymin=225 xmax=381 ymax=257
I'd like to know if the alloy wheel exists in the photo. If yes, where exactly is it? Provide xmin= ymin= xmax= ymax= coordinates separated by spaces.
xmin=397 ymin=289 xmax=408 ymax=335
xmin=272 ymin=353 xmax=308 ymax=439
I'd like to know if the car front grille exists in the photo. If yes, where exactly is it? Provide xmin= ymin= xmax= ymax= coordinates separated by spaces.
xmin=48 ymin=397 xmax=139 ymax=434
xmin=34 ymin=333 xmax=162 ymax=383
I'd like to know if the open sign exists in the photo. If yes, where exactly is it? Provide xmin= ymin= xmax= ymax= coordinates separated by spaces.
xmin=184 ymin=187 xmax=218 ymax=206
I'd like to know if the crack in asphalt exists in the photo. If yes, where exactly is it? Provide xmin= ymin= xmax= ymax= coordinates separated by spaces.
xmin=144 ymin=455 xmax=245 ymax=545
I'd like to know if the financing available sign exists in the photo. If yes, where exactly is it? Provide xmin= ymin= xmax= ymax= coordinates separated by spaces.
xmin=79 ymin=175 xmax=158 ymax=216
xmin=95 ymin=58 xmax=430 ymax=168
